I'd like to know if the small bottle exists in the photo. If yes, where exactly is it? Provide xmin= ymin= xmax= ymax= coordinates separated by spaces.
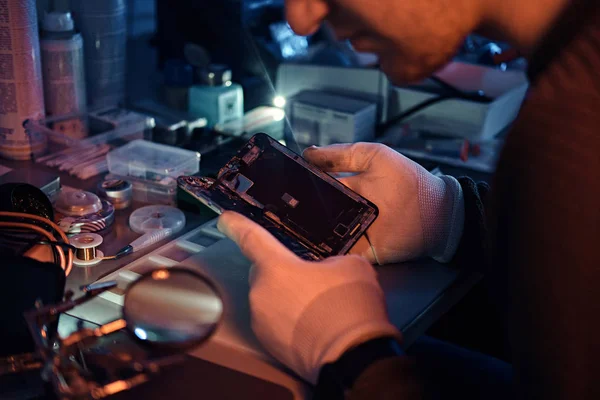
xmin=40 ymin=11 xmax=87 ymax=139
xmin=189 ymin=65 xmax=244 ymax=128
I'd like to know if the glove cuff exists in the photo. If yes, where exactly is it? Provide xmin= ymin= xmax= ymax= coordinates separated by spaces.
xmin=291 ymin=282 xmax=400 ymax=384
xmin=435 ymin=175 xmax=465 ymax=262
xmin=418 ymin=171 xmax=465 ymax=262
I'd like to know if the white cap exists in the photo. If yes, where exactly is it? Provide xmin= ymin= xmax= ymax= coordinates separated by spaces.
xmin=43 ymin=11 xmax=75 ymax=32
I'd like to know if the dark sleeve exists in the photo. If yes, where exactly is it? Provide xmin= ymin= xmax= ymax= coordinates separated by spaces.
xmin=314 ymin=338 xmax=422 ymax=400
xmin=450 ymin=177 xmax=490 ymax=274
xmin=346 ymin=356 xmax=422 ymax=400
xmin=488 ymin=2 xmax=600 ymax=398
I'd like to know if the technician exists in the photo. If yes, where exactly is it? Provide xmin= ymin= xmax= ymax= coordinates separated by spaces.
xmin=218 ymin=0 xmax=600 ymax=398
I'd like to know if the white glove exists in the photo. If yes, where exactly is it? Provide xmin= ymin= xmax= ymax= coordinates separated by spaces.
xmin=217 ymin=211 xmax=401 ymax=384
xmin=303 ymin=143 xmax=465 ymax=264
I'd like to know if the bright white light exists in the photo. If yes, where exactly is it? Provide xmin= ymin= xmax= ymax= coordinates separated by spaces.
xmin=134 ymin=327 xmax=148 ymax=340
xmin=273 ymin=96 xmax=286 ymax=108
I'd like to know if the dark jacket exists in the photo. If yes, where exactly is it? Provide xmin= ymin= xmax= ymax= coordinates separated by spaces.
xmin=318 ymin=0 xmax=600 ymax=398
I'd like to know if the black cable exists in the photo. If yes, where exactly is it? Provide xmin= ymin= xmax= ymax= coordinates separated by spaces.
xmin=378 ymin=93 xmax=456 ymax=133
xmin=0 ymin=231 xmax=71 ymax=249
xmin=378 ymin=75 xmax=493 ymax=133
xmin=0 ymin=217 xmax=63 ymax=242
xmin=428 ymin=75 xmax=468 ymax=96
xmin=0 ymin=231 xmax=72 ymax=266
xmin=392 ymin=94 xmax=454 ymax=122
xmin=428 ymin=75 xmax=493 ymax=102
xmin=37 ymin=240 xmax=78 ymax=253
xmin=0 ymin=231 xmax=36 ymax=244
xmin=36 ymin=240 xmax=74 ymax=267
xmin=0 ymin=230 xmax=60 ymax=265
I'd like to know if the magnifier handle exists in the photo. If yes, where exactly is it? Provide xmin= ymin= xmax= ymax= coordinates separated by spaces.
xmin=130 ymin=229 xmax=174 ymax=253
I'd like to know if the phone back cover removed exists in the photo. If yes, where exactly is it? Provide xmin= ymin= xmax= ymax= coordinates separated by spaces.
xmin=178 ymin=133 xmax=378 ymax=260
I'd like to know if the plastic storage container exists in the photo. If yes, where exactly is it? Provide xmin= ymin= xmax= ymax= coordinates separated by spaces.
xmin=30 ymin=108 xmax=154 ymax=148
xmin=26 ymin=108 xmax=155 ymax=180
xmin=107 ymin=140 xmax=200 ymax=183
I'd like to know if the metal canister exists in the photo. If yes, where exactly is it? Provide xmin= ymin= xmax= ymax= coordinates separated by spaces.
xmin=97 ymin=179 xmax=132 ymax=210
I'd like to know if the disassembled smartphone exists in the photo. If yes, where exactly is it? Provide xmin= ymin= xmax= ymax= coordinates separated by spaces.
xmin=178 ymin=133 xmax=379 ymax=261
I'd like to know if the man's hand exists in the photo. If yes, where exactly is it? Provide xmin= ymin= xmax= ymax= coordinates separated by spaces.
xmin=217 ymin=211 xmax=400 ymax=384
xmin=303 ymin=143 xmax=465 ymax=264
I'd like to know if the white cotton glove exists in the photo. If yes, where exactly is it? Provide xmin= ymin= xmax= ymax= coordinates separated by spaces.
xmin=303 ymin=143 xmax=465 ymax=264
xmin=217 ymin=211 xmax=401 ymax=384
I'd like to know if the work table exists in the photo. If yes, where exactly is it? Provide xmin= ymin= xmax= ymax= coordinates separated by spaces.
xmin=0 ymin=148 xmax=488 ymax=399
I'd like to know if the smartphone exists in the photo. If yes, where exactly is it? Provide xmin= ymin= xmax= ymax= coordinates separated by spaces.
xmin=178 ymin=133 xmax=379 ymax=260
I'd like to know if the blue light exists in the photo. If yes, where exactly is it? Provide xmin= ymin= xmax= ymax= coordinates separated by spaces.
xmin=134 ymin=327 xmax=147 ymax=340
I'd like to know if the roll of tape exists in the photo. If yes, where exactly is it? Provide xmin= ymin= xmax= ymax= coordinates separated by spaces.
xmin=71 ymin=232 xmax=104 ymax=266
xmin=98 ymin=179 xmax=132 ymax=210
xmin=129 ymin=205 xmax=186 ymax=234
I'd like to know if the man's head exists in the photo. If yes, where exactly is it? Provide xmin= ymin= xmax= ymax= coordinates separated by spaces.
xmin=285 ymin=0 xmax=483 ymax=83
xmin=284 ymin=0 xmax=570 ymax=84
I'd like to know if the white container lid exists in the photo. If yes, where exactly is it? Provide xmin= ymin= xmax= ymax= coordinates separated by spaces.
xmin=107 ymin=140 xmax=200 ymax=182
xmin=43 ymin=11 xmax=75 ymax=32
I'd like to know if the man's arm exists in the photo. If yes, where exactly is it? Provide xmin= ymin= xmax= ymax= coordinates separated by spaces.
xmin=489 ymin=1 xmax=600 ymax=396
xmin=315 ymin=337 xmax=422 ymax=400
xmin=451 ymin=177 xmax=490 ymax=273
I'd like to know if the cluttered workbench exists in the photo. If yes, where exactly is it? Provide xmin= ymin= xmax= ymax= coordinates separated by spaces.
xmin=0 ymin=3 xmax=522 ymax=396
xmin=0 ymin=50 xmax=506 ymax=400
xmin=0 ymin=46 xmax=509 ymax=400
xmin=0 ymin=131 xmax=486 ymax=399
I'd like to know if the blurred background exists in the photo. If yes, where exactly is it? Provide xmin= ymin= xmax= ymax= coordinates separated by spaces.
xmin=1 ymin=0 xmax=530 ymax=189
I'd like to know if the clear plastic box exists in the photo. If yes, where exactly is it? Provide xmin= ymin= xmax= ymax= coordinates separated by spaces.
xmin=107 ymin=140 xmax=200 ymax=183
xmin=29 ymin=108 xmax=154 ymax=150
xmin=25 ymin=108 xmax=155 ymax=179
